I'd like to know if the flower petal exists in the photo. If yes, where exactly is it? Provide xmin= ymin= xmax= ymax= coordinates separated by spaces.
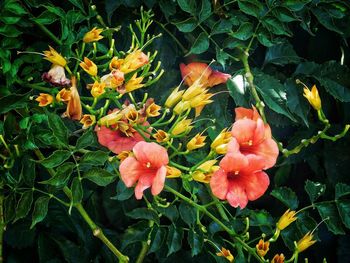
xmin=235 ymin=106 xmax=260 ymax=121
xmin=231 ymin=119 xmax=257 ymax=145
xmin=134 ymin=181 xmax=150 ymax=200
xmin=133 ymin=141 xmax=169 ymax=167
xmin=119 ymin=157 xmax=142 ymax=187
xmin=226 ymin=138 xmax=240 ymax=154
xmin=226 ymin=182 xmax=248 ymax=208
xmin=208 ymin=70 xmax=231 ymax=87
xmin=210 ymin=169 xmax=229 ymax=200
xmin=220 ymin=153 xmax=249 ymax=172
xmin=241 ymin=171 xmax=270 ymax=201
xmin=250 ymin=138 xmax=279 ymax=169
xmin=151 ymin=165 xmax=166 ymax=196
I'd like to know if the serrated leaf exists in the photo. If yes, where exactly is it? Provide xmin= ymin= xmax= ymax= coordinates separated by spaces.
xmin=179 ymin=202 xmax=197 ymax=226
xmin=39 ymin=150 xmax=71 ymax=168
xmin=264 ymin=42 xmax=300 ymax=66
xmin=177 ymin=0 xmax=196 ymax=13
xmin=71 ymin=177 xmax=83 ymax=204
xmin=335 ymin=183 xmax=350 ymax=199
xmin=188 ymin=228 xmax=203 ymax=256
xmin=316 ymin=203 xmax=345 ymax=235
xmin=262 ymin=16 xmax=291 ymax=36
xmin=173 ymin=18 xmax=197 ymax=33
xmin=14 ymin=191 xmax=33 ymax=222
xmin=111 ymin=180 xmax=134 ymax=201
xmin=237 ymin=0 xmax=265 ymax=18
xmin=156 ymin=205 xmax=179 ymax=222
xmin=31 ymin=196 xmax=50 ymax=229
xmin=189 ymin=32 xmax=209 ymax=54
xmin=285 ymin=79 xmax=309 ymax=126
xmin=199 ymin=0 xmax=211 ymax=22
xmin=126 ymin=208 xmax=160 ymax=225
xmin=304 ymin=180 xmax=326 ymax=203
xmin=84 ymin=168 xmax=116 ymax=186
xmin=0 ymin=92 xmax=30 ymax=114
xmin=167 ymin=225 xmax=183 ymax=256
xmin=47 ymin=113 xmax=69 ymax=145
xmin=211 ymin=20 xmax=233 ymax=35
xmin=40 ymin=162 xmax=75 ymax=187
xmin=80 ymin=150 xmax=109 ymax=166
xmin=284 ymin=0 xmax=312 ymax=11
xmin=31 ymin=10 xmax=58 ymax=25
xmin=149 ymin=227 xmax=166 ymax=253
xmin=271 ymin=187 xmax=299 ymax=209
xmin=337 ymin=200 xmax=350 ymax=229
xmin=230 ymin=22 xmax=253 ymax=40
xmin=75 ymin=129 xmax=97 ymax=149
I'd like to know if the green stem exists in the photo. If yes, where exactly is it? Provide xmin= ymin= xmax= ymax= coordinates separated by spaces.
xmin=154 ymin=21 xmax=187 ymax=54
xmin=33 ymin=21 xmax=62 ymax=46
xmin=135 ymin=241 xmax=150 ymax=263
xmin=168 ymin=161 xmax=191 ymax=171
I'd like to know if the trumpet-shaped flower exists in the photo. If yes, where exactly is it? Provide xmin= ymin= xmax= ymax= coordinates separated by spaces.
xmin=91 ymin=81 xmax=106 ymax=98
xmin=146 ymin=102 xmax=161 ymax=117
xmin=43 ymin=46 xmax=67 ymax=67
xmin=276 ymin=209 xmax=297 ymax=230
xmin=303 ymin=84 xmax=321 ymax=111
xmin=296 ymin=232 xmax=317 ymax=253
xmin=80 ymin=57 xmax=98 ymax=76
xmin=166 ymin=165 xmax=181 ymax=178
xmin=210 ymin=139 xmax=269 ymax=208
xmin=56 ymin=88 xmax=71 ymax=103
xmin=165 ymin=86 xmax=184 ymax=108
xmin=256 ymin=239 xmax=270 ymax=257
xmin=63 ymin=77 xmax=82 ymax=120
xmin=42 ymin=65 xmax=70 ymax=87
xmin=187 ymin=133 xmax=206 ymax=151
xmin=80 ymin=114 xmax=96 ymax=129
xmin=119 ymin=141 xmax=169 ymax=199
xmin=35 ymin=93 xmax=54 ymax=107
xmin=180 ymin=62 xmax=231 ymax=88
xmin=153 ymin=129 xmax=169 ymax=143
xmin=83 ymin=27 xmax=104 ymax=43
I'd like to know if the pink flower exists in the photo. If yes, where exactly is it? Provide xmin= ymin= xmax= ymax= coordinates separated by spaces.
xmin=231 ymin=107 xmax=279 ymax=169
xmin=119 ymin=141 xmax=169 ymax=199
xmin=210 ymin=139 xmax=269 ymax=208
xmin=42 ymin=64 xmax=71 ymax=87
xmin=180 ymin=62 xmax=231 ymax=88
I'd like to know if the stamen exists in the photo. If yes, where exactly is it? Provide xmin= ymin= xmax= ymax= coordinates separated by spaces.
xmin=248 ymin=140 xmax=253 ymax=146
xmin=234 ymin=171 xmax=239 ymax=175
xmin=146 ymin=162 xmax=151 ymax=168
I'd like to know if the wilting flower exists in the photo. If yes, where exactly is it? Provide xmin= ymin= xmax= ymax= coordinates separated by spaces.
xmin=166 ymin=165 xmax=181 ymax=178
xmin=43 ymin=46 xmax=67 ymax=67
xmin=231 ymin=107 xmax=279 ymax=169
xmin=42 ymin=65 xmax=71 ymax=87
xmin=276 ymin=209 xmax=297 ymax=230
xmin=119 ymin=141 xmax=169 ymax=199
xmin=124 ymin=73 xmax=144 ymax=93
xmin=187 ymin=133 xmax=206 ymax=151
xmin=80 ymin=57 xmax=98 ymax=76
xmin=153 ymin=129 xmax=169 ymax=143
xmin=83 ymin=27 xmax=104 ymax=43
xmin=211 ymin=128 xmax=232 ymax=154
xmin=80 ymin=114 xmax=96 ymax=129
xmin=56 ymin=88 xmax=71 ymax=103
xmin=111 ymin=49 xmax=149 ymax=74
xmin=296 ymin=232 xmax=316 ymax=253
xmin=91 ymin=81 xmax=106 ymax=98
xmin=98 ymin=110 xmax=123 ymax=126
xmin=256 ymin=239 xmax=270 ymax=257
xmin=63 ymin=77 xmax=82 ymax=120
xmin=210 ymin=139 xmax=269 ymax=208
xmin=165 ymin=86 xmax=185 ymax=108
xmin=101 ymin=69 xmax=125 ymax=88
xmin=146 ymin=102 xmax=161 ymax=117
xmin=180 ymin=62 xmax=231 ymax=88
xmin=192 ymin=160 xmax=219 ymax=183
xmin=125 ymin=108 xmax=139 ymax=123
xmin=171 ymin=118 xmax=193 ymax=135
xmin=216 ymin=247 xmax=234 ymax=262
xmin=35 ymin=93 xmax=53 ymax=107
xmin=271 ymin=254 xmax=285 ymax=263
xmin=303 ymin=84 xmax=321 ymax=111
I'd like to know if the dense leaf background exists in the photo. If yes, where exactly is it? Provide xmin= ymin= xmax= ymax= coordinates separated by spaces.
xmin=1 ymin=0 xmax=350 ymax=262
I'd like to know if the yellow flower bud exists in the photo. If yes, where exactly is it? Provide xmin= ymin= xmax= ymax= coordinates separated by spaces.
xmin=125 ymin=109 xmax=139 ymax=123
xmin=165 ymin=86 xmax=184 ymax=108
xmin=189 ymin=92 xmax=213 ymax=108
xmin=83 ymin=27 xmax=104 ymax=43
xmin=216 ymin=247 xmax=234 ymax=262
xmin=211 ymin=129 xmax=232 ymax=150
xmin=276 ymin=209 xmax=297 ymax=230
xmin=91 ymin=81 xmax=106 ymax=98
xmin=296 ymin=232 xmax=316 ymax=253
xmin=119 ymin=49 xmax=149 ymax=74
xmin=166 ymin=165 xmax=182 ymax=178
xmin=256 ymin=239 xmax=269 ymax=257
xmin=56 ymin=88 xmax=71 ymax=103
xmin=80 ymin=57 xmax=98 ymax=76
xmin=35 ymin=93 xmax=54 ymax=107
xmin=171 ymin=118 xmax=193 ymax=135
xmin=173 ymin=100 xmax=191 ymax=115
xmin=192 ymin=160 xmax=218 ymax=183
xmin=80 ymin=114 xmax=96 ymax=129
xmin=187 ymin=133 xmax=206 ymax=151
xmin=182 ymin=79 xmax=205 ymax=101
xmin=125 ymin=73 xmax=144 ymax=92
xmin=146 ymin=102 xmax=161 ymax=117
xmin=153 ymin=130 xmax=170 ymax=143
xmin=43 ymin=46 xmax=67 ymax=67
xmin=303 ymin=85 xmax=321 ymax=111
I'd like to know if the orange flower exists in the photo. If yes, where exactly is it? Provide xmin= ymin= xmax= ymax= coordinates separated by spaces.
xmin=64 ymin=77 xmax=82 ymax=120
xmin=80 ymin=57 xmax=98 ymax=76
xmin=80 ymin=114 xmax=96 ymax=129
xmin=83 ymin=27 xmax=103 ymax=43
xmin=56 ymin=88 xmax=71 ymax=103
xmin=35 ymin=93 xmax=53 ymax=107
xmin=43 ymin=46 xmax=67 ymax=67
xmin=91 ymin=81 xmax=106 ymax=98
xmin=180 ymin=62 xmax=231 ymax=88
xmin=256 ymin=239 xmax=269 ymax=257
xmin=146 ymin=102 xmax=161 ymax=117
xmin=271 ymin=254 xmax=285 ymax=263
xmin=153 ymin=130 xmax=169 ymax=143
xmin=216 ymin=247 xmax=234 ymax=262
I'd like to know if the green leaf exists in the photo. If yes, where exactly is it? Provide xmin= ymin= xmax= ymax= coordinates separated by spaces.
xmin=71 ymin=177 xmax=83 ymax=204
xmin=0 ymin=16 xmax=21 ymax=24
xmin=167 ymin=224 xmax=183 ymax=256
xmin=177 ymin=0 xmax=196 ymax=13
xmin=271 ymin=187 xmax=299 ymax=209
xmin=230 ymin=22 xmax=253 ymax=40
xmin=264 ymin=42 xmax=300 ymax=66
xmin=285 ymin=79 xmax=309 ymax=126
xmin=262 ymin=16 xmax=291 ymax=36
xmin=39 ymin=150 xmax=71 ymax=168
xmin=4 ymin=194 xmax=16 ymax=223
xmin=0 ymin=24 xmax=22 ymax=37
xmin=126 ymin=208 xmax=160 ymax=225
xmin=337 ymin=200 xmax=350 ymax=229
xmin=84 ymin=168 xmax=116 ymax=186
xmin=211 ymin=20 xmax=233 ymax=35
xmin=75 ymin=129 xmax=96 ymax=149
xmin=256 ymin=27 xmax=274 ymax=47
xmin=335 ymin=183 xmax=350 ymax=199
xmin=5 ymin=1 xmax=27 ymax=15
xmin=31 ymin=196 xmax=50 ymax=229
xmin=47 ymin=112 xmax=69 ymax=145
xmin=304 ymin=180 xmax=326 ymax=203
xmin=21 ymin=156 xmax=36 ymax=186
xmin=216 ymin=47 xmax=230 ymax=68
xmin=199 ymin=0 xmax=211 ymax=22
xmin=188 ymin=228 xmax=203 ymax=256
xmin=312 ymin=7 xmax=343 ymax=35
xmin=274 ymin=164 xmax=291 ymax=186
xmin=40 ymin=162 xmax=75 ymax=187
xmin=31 ymin=10 xmax=58 ymax=24
xmin=149 ymin=227 xmax=166 ymax=253
xmin=237 ymin=0 xmax=265 ymax=18
xmin=80 ymin=150 xmax=109 ymax=166
xmin=67 ymin=0 xmax=85 ymax=12
xmin=179 ymin=202 xmax=197 ymax=226
xmin=316 ymin=203 xmax=345 ymax=235
xmin=284 ymin=0 xmax=312 ymax=11
xmin=14 ymin=191 xmax=34 ymax=222
xmin=173 ymin=18 xmax=197 ymax=33
xmin=0 ymin=92 xmax=30 ymax=114
xmin=111 ymin=180 xmax=134 ymax=201
xmin=253 ymin=70 xmax=296 ymax=121
xmin=156 ymin=205 xmax=179 ymax=222
xmin=189 ymin=32 xmax=209 ymax=54
xmin=227 ymin=77 xmax=249 ymax=107
xmin=273 ymin=7 xmax=297 ymax=22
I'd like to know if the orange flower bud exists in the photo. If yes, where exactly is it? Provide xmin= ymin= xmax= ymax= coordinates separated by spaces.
xmin=153 ymin=130 xmax=169 ymax=143
xmin=125 ymin=109 xmax=139 ymax=123
xmin=101 ymin=69 xmax=125 ymax=88
xmin=83 ymin=27 xmax=103 ymax=43
xmin=63 ymin=76 xmax=82 ymax=120
xmin=216 ymin=247 xmax=234 ymax=262
xmin=146 ymin=102 xmax=161 ymax=117
xmin=256 ymin=239 xmax=269 ymax=257
xmin=43 ymin=46 xmax=67 ymax=67
xmin=80 ymin=114 xmax=96 ymax=129
xmin=56 ymin=88 xmax=71 ymax=103
xmin=91 ymin=81 xmax=106 ymax=98
xmin=80 ymin=57 xmax=98 ymax=76
xmin=35 ymin=93 xmax=54 ymax=107
xmin=271 ymin=254 xmax=285 ymax=263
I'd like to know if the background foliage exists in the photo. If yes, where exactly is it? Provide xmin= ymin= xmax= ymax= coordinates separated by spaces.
xmin=1 ymin=0 xmax=350 ymax=262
